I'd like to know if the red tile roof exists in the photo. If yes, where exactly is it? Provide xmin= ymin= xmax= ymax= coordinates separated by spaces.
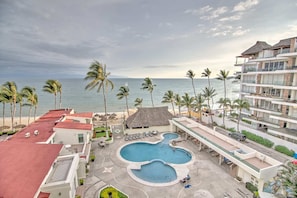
xmin=38 ymin=192 xmax=50 ymax=198
xmin=10 ymin=109 xmax=72 ymax=143
xmin=69 ymin=112 xmax=93 ymax=118
xmin=54 ymin=121 xmax=93 ymax=130
xmin=0 ymin=142 xmax=62 ymax=198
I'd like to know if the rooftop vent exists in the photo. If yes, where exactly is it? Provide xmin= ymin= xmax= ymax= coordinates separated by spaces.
xmin=25 ymin=132 xmax=30 ymax=138
xmin=34 ymin=130 xmax=39 ymax=136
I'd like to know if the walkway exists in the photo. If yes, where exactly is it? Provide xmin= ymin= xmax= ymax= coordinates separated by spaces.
xmin=79 ymin=133 xmax=252 ymax=198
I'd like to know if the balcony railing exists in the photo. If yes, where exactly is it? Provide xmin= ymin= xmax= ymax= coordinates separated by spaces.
xmin=243 ymin=65 xmax=297 ymax=73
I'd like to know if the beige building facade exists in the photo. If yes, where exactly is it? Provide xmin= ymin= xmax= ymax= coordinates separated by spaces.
xmin=235 ymin=36 xmax=297 ymax=144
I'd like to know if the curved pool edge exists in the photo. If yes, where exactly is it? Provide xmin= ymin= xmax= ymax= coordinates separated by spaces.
xmin=126 ymin=161 xmax=190 ymax=187
xmin=116 ymin=132 xmax=195 ymax=186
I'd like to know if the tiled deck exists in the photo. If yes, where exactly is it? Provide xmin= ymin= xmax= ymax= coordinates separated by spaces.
xmin=80 ymin=132 xmax=253 ymax=198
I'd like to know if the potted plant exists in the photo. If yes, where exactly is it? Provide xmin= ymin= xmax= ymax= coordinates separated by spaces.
xmin=90 ymin=153 xmax=95 ymax=162
xmin=79 ymin=179 xmax=84 ymax=185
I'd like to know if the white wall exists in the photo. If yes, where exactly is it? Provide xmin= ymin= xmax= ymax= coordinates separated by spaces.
xmin=53 ymin=128 xmax=92 ymax=145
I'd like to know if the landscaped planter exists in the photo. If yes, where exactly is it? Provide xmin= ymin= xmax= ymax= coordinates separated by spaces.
xmin=99 ymin=185 xmax=128 ymax=198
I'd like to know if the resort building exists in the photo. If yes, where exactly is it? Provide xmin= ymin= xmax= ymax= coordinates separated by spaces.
xmin=171 ymin=117 xmax=283 ymax=198
xmin=235 ymin=36 xmax=297 ymax=144
xmin=0 ymin=109 xmax=93 ymax=198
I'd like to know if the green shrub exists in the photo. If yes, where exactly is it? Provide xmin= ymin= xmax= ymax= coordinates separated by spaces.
xmin=100 ymin=186 xmax=128 ymax=198
xmin=274 ymin=145 xmax=294 ymax=157
xmin=7 ymin=131 xmax=17 ymax=135
xmin=90 ymin=153 xmax=95 ymax=162
xmin=242 ymin=130 xmax=274 ymax=148
xmin=242 ymin=118 xmax=251 ymax=124
xmin=0 ymin=132 xmax=3 ymax=136
xmin=227 ymin=127 xmax=236 ymax=133
xmin=245 ymin=182 xmax=258 ymax=193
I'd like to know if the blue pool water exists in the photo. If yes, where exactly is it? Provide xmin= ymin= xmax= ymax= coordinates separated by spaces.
xmin=132 ymin=160 xmax=177 ymax=183
xmin=120 ymin=133 xmax=192 ymax=164
xmin=120 ymin=133 xmax=192 ymax=183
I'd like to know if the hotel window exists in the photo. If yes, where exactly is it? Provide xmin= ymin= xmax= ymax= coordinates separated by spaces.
xmin=78 ymin=134 xmax=84 ymax=143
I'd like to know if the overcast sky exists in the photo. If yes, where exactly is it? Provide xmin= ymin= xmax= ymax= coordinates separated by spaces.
xmin=0 ymin=0 xmax=296 ymax=79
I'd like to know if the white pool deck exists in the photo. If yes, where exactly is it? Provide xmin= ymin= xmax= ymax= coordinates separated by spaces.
xmin=77 ymin=132 xmax=254 ymax=198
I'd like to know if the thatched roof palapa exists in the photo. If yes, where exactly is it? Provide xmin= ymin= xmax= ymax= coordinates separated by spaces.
xmin=126 ymin=106 xmax=174 ymax=128
xmin=241 ymin=41 xmax=271 ymax=56
xmin=270 ymin=38 xmax=291 ymax=49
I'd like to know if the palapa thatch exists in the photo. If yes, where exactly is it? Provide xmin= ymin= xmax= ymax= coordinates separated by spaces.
xmin=270 ymin=38 xmax=291 ymax=49
xmin=126 ymin=106 xmax=174 ymax=129
xmin=241 ymin=41 xmax=271 ymax=56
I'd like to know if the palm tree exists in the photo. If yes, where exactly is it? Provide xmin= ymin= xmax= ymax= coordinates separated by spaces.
xmin=175 ymin=94 xmax=182 ymax=116
xmin=181 ymin=93 xmax=195 ymax=118
xmin=141 ymin=77 xmax=156 ymax=107
xmin=2 ymin=81 xmax=18 ymax=130
xmin=202 ymin=87 xmax=217 ymax=125
xmin=43 ymin=79 xmax=58 ymax=109
xmin=194 ymin=93 xmax=206 ymax=122
xmin=16 ymin=92 xmax=24 ymax=125
xmin=117 ymin=86 xmax=130 ymax=116
xmin=186 ymin=70 xmax=197 ymax=97
xmin=134 ymin=98 xmax=143 ymax=107
xmin=201 ymin=68 xmax=212 ymax=87
xmin=55 ymin=80 xmax=62 ymax=108
xmin=217 ymin=70 xmax=230 ymax=127
xmin=273 ymin=161 xmax=297 ymax=197
xmin=162 ymin=90 xmax=176 ymax=115
xmin=233 ymin=99 xmax=250 ymax=132
xmin=22 ymin=86 xmax=38 ymax=124
xmin=217 ymin=97 xmax=231 ymax=127
xmin=85 ymin=60 xmax=114 ymax=130
xmin=0 ymin=89 xmax=9 ymax=127
xmin=201 ymin=68 xmax=213 ymax=107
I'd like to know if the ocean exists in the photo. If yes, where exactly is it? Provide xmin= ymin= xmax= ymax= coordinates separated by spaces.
xmin=1 ymin=78 xmax=239 ymax=117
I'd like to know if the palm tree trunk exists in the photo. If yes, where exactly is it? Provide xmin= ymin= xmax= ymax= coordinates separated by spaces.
xmin=208 ymin=99 xmax=213 ymax=125
xmin=208 ymin=77 xmax=214 ymax=108
xmin=102 ymin=85 xmax=108 ymax=136
xmin=237 ymin=109 xmax=241 ymax=132
xmin=54 ymin=93 xmax=57 ymax=109
xmin=59 ymin=92 xmax=62 ymax=108
xmin=19 ymin=103 xmax=22 ymax=125
xmin=34 ymin=106 xmax=37 ymax=121
xmin=125 ymin=96 xmax=129 ymax=116
xmin=150 ymin=92 xmax=154 ymax=107
xmin=28 ymin=106 xmax=32 ymax=125
xmin=2 ymin=103 xmax=5 ymax=126
xmin=171 ymin=102 xmax=175 ymax=115
xmin=192 ymin=79 xmax=197 ymax=97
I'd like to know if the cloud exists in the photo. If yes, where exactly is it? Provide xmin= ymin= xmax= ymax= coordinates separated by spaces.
xmin=232 ymin=27 xmax=250 ymax=36
xmin=233 ymin=0 xmax=259 ymax=12
xmin=219 ymin=13 xmax=242 ymax=22
xmin=184 ymin=5 xmax=213 ymax=15
xmin=200 ymin=6 xmax=228 ymax=20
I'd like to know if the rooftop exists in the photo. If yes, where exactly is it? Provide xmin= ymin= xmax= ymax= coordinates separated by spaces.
xmin=10 ymin=109 xmax=73 ymax=143
xmin=0 ymin=142 xmax=62 ymax=198
xmin=54 ymin=121 xmax=93 ymax=130
xmin=46 ymin=156 xmax=74 ymax=183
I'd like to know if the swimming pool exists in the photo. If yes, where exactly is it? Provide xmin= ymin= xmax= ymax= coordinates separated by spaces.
xmin=120 ymin=133 xmax=191 ymax=164
xmin=119 ymin=133 xmax=192 ymax=185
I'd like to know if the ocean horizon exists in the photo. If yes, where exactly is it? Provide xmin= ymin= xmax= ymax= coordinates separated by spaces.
xmin=1 ymin=78 xmax=239 ymax=117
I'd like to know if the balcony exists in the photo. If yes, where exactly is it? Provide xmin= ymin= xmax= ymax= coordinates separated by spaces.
xmin=249 ymin=106 xmax=282 ymax=116
xmin=243 ymin=116 xmax=280 ymax=128
xmin=243 ymin=65 xmax=297 ymax=74
xmin=270 ymin=115 xmax=297 ymax=125
xmin=245 ymin=93 xmax=283 ymax=102
xmin=272 ymin=100 xmax=297 ymax=108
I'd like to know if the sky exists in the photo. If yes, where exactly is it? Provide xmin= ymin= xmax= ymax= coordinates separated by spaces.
xmin=0 ymin=0 xmax=297 ymax=79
